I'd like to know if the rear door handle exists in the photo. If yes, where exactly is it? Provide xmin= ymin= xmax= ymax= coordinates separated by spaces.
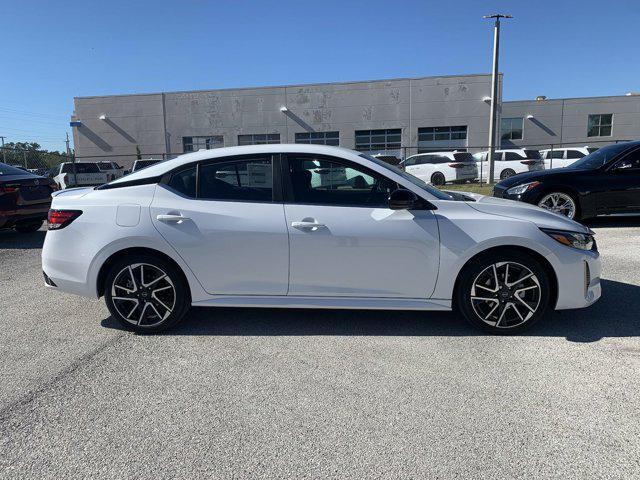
xmin=157 ymin=214 xmax=190 ymax=223
xmin=291 ymin=221 xmax=325 ymax=230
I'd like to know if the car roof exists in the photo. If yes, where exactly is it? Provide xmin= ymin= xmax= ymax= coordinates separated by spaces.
xmin=109 ymin=144 xmax=364 ymax=185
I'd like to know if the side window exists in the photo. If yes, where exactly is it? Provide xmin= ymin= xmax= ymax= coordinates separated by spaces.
xmin=614 ymin=153 xmax=640 ymax=171
xmin=420 ymin=155 xmax=436 ymax=165
xmin=288 ymin=155 xmax=398 ymax=208
xmin=199 ymin=157 xmax=273 ymax=202
xmin=504 ymin=152 xmax=523 ymax=161
xmin=566 ymin=150 xmax=584 ymax=159
xmin=167 ymin=166 xmax=197 ymax=198
xmin=551 ymin=150 xmax=564 ymax=159
xmin=404 ymin=157 xmax=416 ymax=166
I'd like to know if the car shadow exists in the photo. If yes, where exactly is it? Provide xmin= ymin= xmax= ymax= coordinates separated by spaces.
xmin=584 ymin=215 xmax=640 ymax=229
xmin=0 ymin=229 xmax=46 ymax=249
xmin=100 ymin=279 xmax=640 ymax=343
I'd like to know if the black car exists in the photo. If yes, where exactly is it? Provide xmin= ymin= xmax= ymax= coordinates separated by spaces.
xmin=494 ymin=141 xmax=640 ymax=221
xmin=0 ymin=162 xmax=56 ymax=233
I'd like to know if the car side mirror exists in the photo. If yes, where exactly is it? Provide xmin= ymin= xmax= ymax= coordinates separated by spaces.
xmin=388 ymin=189 xmax=435 ymax=210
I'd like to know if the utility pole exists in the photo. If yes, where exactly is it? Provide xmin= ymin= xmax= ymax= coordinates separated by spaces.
xmin=0 ymin=136 xmax=5 ymax=163
xmin=66 ymin=132 xmax=77 ymax=187
xmin=483 ymin=13 xmax=512 ymax=185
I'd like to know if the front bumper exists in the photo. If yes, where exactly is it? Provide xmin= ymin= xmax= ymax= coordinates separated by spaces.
xmin=554 ymin=249 xmax=601 ymax=310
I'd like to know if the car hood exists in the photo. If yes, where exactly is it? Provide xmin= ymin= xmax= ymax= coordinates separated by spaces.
xmin=459 ymin=192 xmax=591 ymax=233
xmin=496 ymin=167 xmax=580 ymax=188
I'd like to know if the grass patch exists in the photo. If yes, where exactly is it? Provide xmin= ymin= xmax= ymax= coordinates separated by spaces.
xmin=440 ymin=183 xmax=494 ymax=196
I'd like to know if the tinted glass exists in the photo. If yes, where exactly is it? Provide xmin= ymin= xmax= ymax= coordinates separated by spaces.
xmin=61 ymin=163 xmax=100 ymax=173
xmin=453 ymin=152 xmax=474 ymax=162
xmin=0 ymin=163 xmax=29 ymax=176
xmin=167 ymin=166 xmax=196 ymax=197
xmin=568 ymin=143 xmax=634 ymax=170
xmin=614 ymin=153 xmax=640 ymax=170
xmin=504 ymin=152 xmax=523 ymax=161
xmin=551 ymin=151 xmax=564 ymax=159
xmin=289 ymin=155 xmax=397 ymax=207
xmin=199 ymin=157 xmax=272 ymax=201
xmin=566 ymin=150 xmax=585 ymax=159
xmin=523 ymin=150 xmax=541 ymax=159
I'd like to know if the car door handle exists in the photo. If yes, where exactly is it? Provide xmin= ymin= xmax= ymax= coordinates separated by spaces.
xmin=157 ymin=214 xmax=190 ymax=223
xmin=291 ymin=221 xmax=326 ymax=230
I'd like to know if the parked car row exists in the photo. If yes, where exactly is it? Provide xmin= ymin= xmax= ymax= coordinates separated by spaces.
xmin=399 ymin=147 xmax=598 ymax=185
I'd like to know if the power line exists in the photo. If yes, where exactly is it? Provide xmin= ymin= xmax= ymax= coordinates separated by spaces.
xmin=0 ymin=106 xmax=68 ymax=119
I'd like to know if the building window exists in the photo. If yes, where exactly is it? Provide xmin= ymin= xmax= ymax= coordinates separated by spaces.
xmin=354 ymin=129 xmax=401 ymax=155
xmin=182 ymin=136 xmax=224 ymax=153
xmin=587 ymin=114 xmax=613 ymax=137
xmin=295 ymin=131 xmax=339 ymax=146
xmin=417 ymin=126 xmax=467 ymax=153
xmin=418 ymin=126 xmax=467 ymax=142
xmin=237 ymin=134 xmax=280 ymax=146
xmin=500 ymin=118 xmax=523 ymax=141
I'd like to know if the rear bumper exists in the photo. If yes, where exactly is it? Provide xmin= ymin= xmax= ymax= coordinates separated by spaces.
xmin=0 ymin=205 xmax=49 ymax=229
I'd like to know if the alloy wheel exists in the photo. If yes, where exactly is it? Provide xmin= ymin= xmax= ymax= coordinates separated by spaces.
xmin=111 ymin=263 xmax=176 ymax=327
xmin=537 ymin=192 xmax=576 ymax=219
xmin=470 ymin=261 xmax=541 ymax=329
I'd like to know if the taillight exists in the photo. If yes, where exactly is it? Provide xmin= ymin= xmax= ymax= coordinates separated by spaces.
xmin=47 ymin=209 xmax=82 ymax=230
xmin=448 ymin=163 xmax=464 ymax=168
xmin=520 ymin=160 xmax=538 ymax=165
xmin=0 ymin=184 xmax=19 ymax=194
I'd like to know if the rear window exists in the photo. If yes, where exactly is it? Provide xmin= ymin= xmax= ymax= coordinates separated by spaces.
xmin=523 ymin=150 xmax=541 ymax=159
xmin=61 ymin=163 xmax=101 ymax=174
xmin=97 ymin=162 xmax=113 ymax=170
xmin=0 ymin=163 xmax=29 ymax=176
xmin=453 ymin=152 xmax=474 ymax=162
xmin=504 ymin=152 xmax=523 ymax=161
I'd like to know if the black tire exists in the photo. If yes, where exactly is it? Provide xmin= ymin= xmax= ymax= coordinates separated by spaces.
xmin=104 ymin=254 xmax=191 ymax=333
xmin=15 ymin=220 xmax=43 ymax=233
xmin=536 ymin=191 xmax=582 ymax=221
xmin=431 ymin=172 xmax=446 ymax=186
xmin=455 ymin=250 xmax=551 ymax=334
xmin=500 ymin=168 xmax=516 ymax=180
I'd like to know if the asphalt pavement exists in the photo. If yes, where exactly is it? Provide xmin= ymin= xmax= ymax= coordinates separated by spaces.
xmin=1 ymin=219 xmax=639 ymax=479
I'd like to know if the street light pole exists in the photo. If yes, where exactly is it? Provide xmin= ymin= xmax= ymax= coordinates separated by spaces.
xmin=483 ymin=13 xmax=512 ymax=185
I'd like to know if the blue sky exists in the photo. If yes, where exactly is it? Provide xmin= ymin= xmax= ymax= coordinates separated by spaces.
xmin=1 ymin=0 xmax=639 ymax=151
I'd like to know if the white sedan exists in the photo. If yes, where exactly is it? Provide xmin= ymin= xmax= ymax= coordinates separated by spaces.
xmin=42 ymin=144 xmax=601 ymax=334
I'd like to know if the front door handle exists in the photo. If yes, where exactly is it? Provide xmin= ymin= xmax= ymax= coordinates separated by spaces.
xmin=291 ymin=221 xmax=326 ymax=230
xmin=157 ymin=214 xmax=191 ymax=223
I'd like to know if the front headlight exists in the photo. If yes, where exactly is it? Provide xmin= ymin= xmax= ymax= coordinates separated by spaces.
xmin=506 ymin=181 xmax=541 ymax=196
xmin=542 ymin=228 xmax=596 ymax=251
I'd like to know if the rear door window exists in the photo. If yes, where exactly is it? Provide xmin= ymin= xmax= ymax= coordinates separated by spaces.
xmin=199 ymin=156 xmax=273 ymax=202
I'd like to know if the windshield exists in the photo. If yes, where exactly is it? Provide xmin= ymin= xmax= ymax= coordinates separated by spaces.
xmin=359 ymin=153 xmax=453 ymax=200
xmin=0 ymin=162 xmax=30 ymax=176
xmin=568 ymin=143 xmax=633 ymax=170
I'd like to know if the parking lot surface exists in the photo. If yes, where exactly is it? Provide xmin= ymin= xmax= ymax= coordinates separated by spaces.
xmin=1 ymin=219 xmax=640 ymax=479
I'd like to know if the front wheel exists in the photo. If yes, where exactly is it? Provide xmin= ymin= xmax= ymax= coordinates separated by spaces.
xmin=455 ymin=251 xmax=551 ymax=334
xmin=104 ymin=254 xmax=191 ymax=333
xmin=537 ymin=192 xmax=580 ymax=220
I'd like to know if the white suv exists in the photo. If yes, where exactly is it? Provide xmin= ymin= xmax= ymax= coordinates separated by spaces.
xmin=473 ymin=149 xmax=544 ymax=181
xmin=401 ymin=152 xmax=478 ymax=185
xmin=539 ymin=147 xmax=599 ymax=169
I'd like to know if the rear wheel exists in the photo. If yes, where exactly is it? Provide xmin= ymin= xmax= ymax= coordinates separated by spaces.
xmin=537 ymin=192 xmax=580 ymax=220
xmin=15 ymin=220 xmax=43 ymax=233
xmin=104 ymin=254 xmax=190 ymax=333
xmin=431 ymin=172 xmax=446 ymax=186
xmin=455 ymin=251 xmax=551 ymax=334
xmin=500 ymin=168 xmax=516 ymax=180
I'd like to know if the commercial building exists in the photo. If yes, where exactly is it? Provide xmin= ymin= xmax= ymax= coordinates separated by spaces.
xmin=71 ymin=73 xmax=640 ymax=167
